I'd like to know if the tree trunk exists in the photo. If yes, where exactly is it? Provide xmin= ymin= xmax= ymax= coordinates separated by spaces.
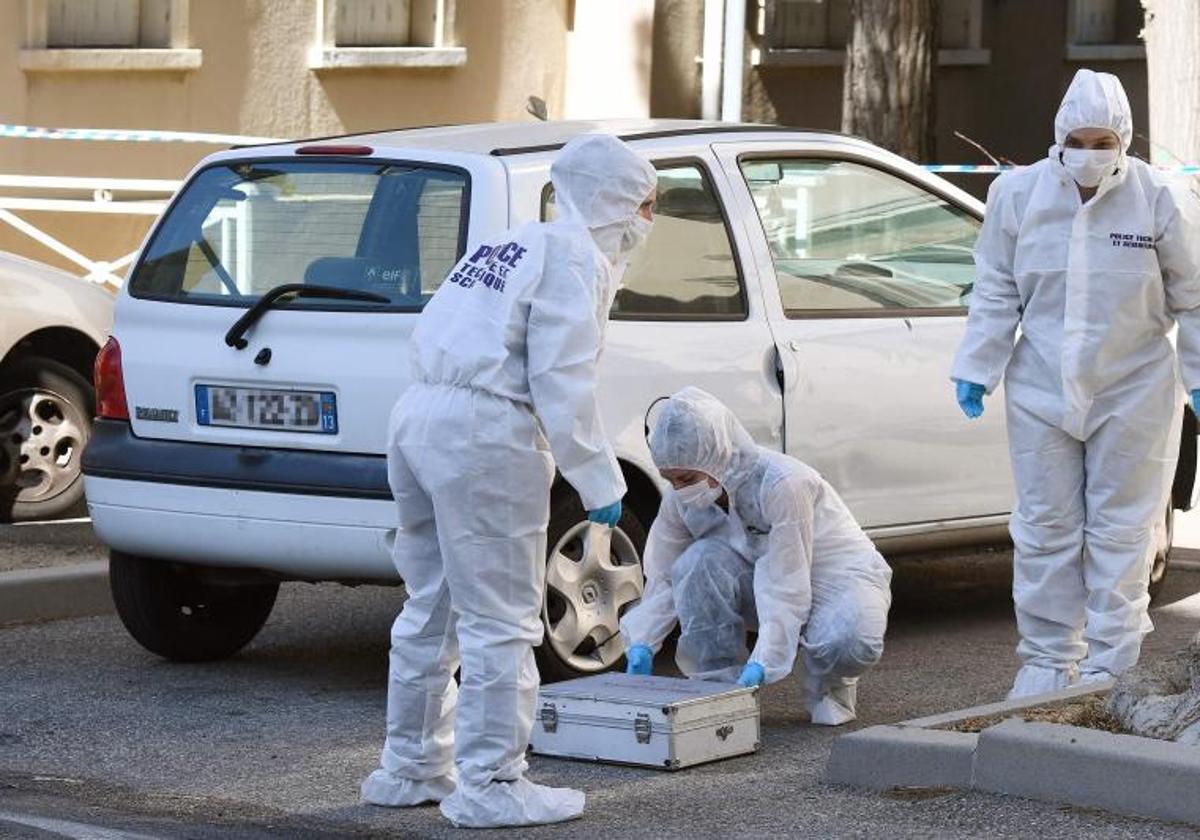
xmin=1143 ymin=0 xmax=1200 ymax=165
xmin=841 ymin=0 xmax=938 ymax=162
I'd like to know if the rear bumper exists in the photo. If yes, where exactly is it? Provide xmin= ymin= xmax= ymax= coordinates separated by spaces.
xmin=82 ymin=421 xmax=399 ymax=580
xmin=82 ymin=418 xmax=390 ymax=499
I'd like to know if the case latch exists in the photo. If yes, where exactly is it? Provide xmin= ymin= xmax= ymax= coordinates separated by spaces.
xmin=634 ymin=713 xmax=652 ymax=744
xmin=540 ymin=703 xmax=558 ymax=733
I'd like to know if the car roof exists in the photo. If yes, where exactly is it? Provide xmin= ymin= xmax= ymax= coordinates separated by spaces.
xmin=241 ymin=119 xmax=842 ymax=157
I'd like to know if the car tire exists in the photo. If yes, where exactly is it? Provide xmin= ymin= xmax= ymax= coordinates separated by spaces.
xmin=109 ymin=551 xmax=279 ymax=662
xmin=537 ymin=488 xmax=648 ymax=683
xmin=1148 ymin=504 xmax=1173 ymax=603
xmin=0 ymin=356 xmax=93 ymax=523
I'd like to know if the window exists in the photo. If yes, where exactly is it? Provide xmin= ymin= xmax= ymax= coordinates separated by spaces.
xmin=46 ymin=0 xmax=167 ymax=47
xmin=771 ymin=0 xmax=849 ymax=50
xmin=759 ymin=0 xmax=988 ymax=67
xmin=130 ymin=160 xmax=469 ymax=310
xmin=739 ymin=158 xmax=979 ymax=315
xmin=311 ymin=0 xmax=466 ymax=69
xmin=21 ymin=0 xmax=199 ymax=71
xmin=542 ymin=163 xmax=746 ymax=320
xmin=1066 ymin=0 xmax=1145 ymax=61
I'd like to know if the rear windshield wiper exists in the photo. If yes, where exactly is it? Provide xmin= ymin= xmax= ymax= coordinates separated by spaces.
xmin=224 ymin=283 xmax=391 ymax=349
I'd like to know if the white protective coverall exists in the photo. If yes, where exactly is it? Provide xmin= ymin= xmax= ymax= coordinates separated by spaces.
xmin=618 ymin=388 xmax=893 ymax=725
xmin=361 ymin=134 xmax=657 ymax=827
xmin=951 ymin=69 xmax=1200 ymax=697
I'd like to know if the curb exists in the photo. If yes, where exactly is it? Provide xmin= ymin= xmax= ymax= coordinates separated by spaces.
xmin=826 ymin=725 xmax=976 ymax=790
xmin=0 ymin=561 xmax=112 ymax=627
xmin=976 ymin=718 xmax=1200 ymax=826
xmin=826 ymin=680 xmax=1200 ymax=827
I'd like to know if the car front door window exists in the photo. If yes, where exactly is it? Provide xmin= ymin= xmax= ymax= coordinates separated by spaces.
xmin=740 ymin=159 xmax=980 ymax=315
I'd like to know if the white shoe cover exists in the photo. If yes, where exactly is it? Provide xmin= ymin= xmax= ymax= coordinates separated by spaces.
xmin=361 ymin=769 xmax=457 ymax=807
xmin=809 ymin=683 xmax=857 ymax=726
xmin=1077 ymin=669 xmax=1115 ymax=686
xmin=439 ymin=778 xmax=585 ymax=829
xmin=1007 ymin=664 xmax=1078 ymax=699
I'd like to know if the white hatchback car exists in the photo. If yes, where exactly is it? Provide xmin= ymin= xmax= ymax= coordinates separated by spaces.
xmin=82 ymin=119 xmax=1194 ymax=676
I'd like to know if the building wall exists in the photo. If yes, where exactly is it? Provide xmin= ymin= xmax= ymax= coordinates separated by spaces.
xmin=742 ymin=0 xmax=1149 ymax=198
xmin=0 ymin=0 xmax=572 ymax=275
xmin=564 ymin=0 xmax=656 ymax=119
xmin=649 ymin=0 xmax=704 ymax=119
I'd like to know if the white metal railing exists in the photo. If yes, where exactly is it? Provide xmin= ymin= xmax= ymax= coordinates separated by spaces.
xmin=0 ymin=174 xmax=179 ymax=285
xmin=0 ymin=123 xmax=282 ymax=286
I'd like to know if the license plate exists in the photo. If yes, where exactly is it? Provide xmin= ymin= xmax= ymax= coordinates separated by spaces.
xmin=195 ymin=385 xmax=337 ymax=434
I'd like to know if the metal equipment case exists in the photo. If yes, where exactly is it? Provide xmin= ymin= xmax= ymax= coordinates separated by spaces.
xmin=530 ymin=674 xmax=761 ymax=770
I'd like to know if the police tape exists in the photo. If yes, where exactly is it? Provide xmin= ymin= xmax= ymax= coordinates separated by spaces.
xmin=4 ymin=124 xmax=1200 ymax=174
xmin=924 ymin=163 xmax=1200 ymax=174
xmin=922 ymin=164 xmax=1012 ymax=173
xmin=0 ymin=123 xmax=282 ymax=145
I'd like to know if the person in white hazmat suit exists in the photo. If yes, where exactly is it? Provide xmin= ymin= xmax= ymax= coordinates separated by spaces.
xmin=619 ymin=388 xmax=892 ymax=726
xmin=951 ymin=69 xmax=1200 ymax=698
xmin=360 ymin=133 xmax=657 ymax=828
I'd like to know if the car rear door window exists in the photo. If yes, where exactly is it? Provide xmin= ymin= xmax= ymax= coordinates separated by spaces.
xmin=739 ymin=158 xmax=979 ymax=316
xmin=542 ymin=161 xmax=747 ymax=320
xmin=130 ymin=159 xmax=469 ymax=310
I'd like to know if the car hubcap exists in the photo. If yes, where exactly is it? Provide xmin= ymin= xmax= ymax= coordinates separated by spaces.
xmin=544 ymin=521 xmax=644 ymax=673
xmin=0 ymin=387 xmax=86 ymax=505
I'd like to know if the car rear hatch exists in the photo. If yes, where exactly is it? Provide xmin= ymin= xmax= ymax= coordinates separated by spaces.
xmin=113 ymin=143 xmax=506 ymax=458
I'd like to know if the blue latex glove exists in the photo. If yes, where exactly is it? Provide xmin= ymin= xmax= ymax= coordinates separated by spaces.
xmin=625 ymin=643 xmax=653 ymax=675
xmin=1192 ymin=389 xmax=1200 ymax=415
xmin=587 ymin=500 xmax=622 ymax=528
xmin=736 ymin=661 xmax=765 ymax=688
xmin=954 ymin=379 xmax=986 ymax=419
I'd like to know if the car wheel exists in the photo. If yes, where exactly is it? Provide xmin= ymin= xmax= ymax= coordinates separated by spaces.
xmin=537 ymin=488 xmax=648 ymax=682
xmin=1148 ymin=503 xmax=1173 ymax=603
xmin=109 ymin=551 xmax=279 ymax=662
xmin=0 ymin=356 xmax=93 ymax=523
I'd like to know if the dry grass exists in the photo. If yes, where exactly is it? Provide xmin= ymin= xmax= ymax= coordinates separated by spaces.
xmin=941 ymin=695 xmax=1125 ymax=734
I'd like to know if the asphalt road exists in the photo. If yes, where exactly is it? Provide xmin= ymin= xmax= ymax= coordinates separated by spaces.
xmin=3 ymin=527 xmax=1200 ymax=838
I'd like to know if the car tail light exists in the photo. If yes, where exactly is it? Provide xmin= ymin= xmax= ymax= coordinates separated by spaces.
xmin=95 ymin=337 xmax=129 ymax=421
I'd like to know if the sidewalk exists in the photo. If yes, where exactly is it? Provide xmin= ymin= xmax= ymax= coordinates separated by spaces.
xmin=0 ymin=518 xmax=106 ymax=572
xmin=0 ymin=519 xmax=110 ymax=625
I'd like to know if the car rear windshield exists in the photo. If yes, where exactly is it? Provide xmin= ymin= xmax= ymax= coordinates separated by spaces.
xmin=128 ymin=159 xmax=469 ymax=310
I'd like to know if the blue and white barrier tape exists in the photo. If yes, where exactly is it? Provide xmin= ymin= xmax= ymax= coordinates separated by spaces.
xmin=924 ymin=163 xmax=1200 ymax=174
xmin=923 ymin=164 xmax=1013 ymax=173
xmin=0 ymin=123 xmax=282 ymax=145
xmin=4 ymin=124 xmax=1200 ymax=173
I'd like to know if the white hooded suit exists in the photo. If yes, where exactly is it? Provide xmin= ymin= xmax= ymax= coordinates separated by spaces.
xmin=951 ymin=70 xmax=1200 ymax=696
xmin=619 ymin=388 xmax=892 ymax=725
xmin=362 ymin=133 xmax=657 ymax=826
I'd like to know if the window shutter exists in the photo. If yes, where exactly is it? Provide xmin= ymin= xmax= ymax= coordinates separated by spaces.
xmin=48 ymin=0 xmax=140 ymax=47
xmin=940 ymin=0 xmax=972 ymax=48
xmin=336 ymin=0 xmax=412 ymax=47
xmin=776 ymin=0 xmax=829 ymax=49
xmin=138 ymin=0 xmax=172 ymax=47
xmin=1071 ymin=0 xmax=1118 ymax=45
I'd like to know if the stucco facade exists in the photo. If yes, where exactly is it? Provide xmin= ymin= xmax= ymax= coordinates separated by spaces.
xmin=0 ymin=0 xmax=657 ymax=277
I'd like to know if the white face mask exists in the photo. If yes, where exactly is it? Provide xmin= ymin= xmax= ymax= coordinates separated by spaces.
xmin=620 ymin=214 xmax=653 ymax=255
xmin=1061 ymin=147 xmax=1120 ymax=188
xmin=675 ymin=478 xmax=722 ymax=509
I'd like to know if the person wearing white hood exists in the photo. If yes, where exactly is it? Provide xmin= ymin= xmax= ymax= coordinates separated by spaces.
xmin=360 ymin=133 xmax=657 ymax=828
xmin=952 ymin=69 xmax=1200 ymax=698
xmin=619 ymin=388 xmax=892 ymax=725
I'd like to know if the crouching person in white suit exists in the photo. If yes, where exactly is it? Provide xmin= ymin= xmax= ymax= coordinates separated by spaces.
xmin=620 ymin=388 xmax=892 ymax=725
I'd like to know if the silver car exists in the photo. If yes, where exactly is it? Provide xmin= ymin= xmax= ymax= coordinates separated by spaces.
xmin=0 ymin=252 xmax=113 ymax=521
